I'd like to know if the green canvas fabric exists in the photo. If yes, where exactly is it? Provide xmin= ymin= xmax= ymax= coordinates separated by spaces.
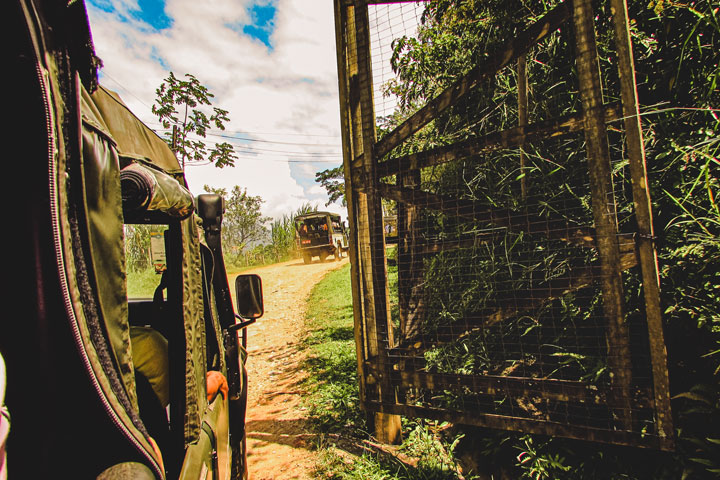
xmin=121 ymin=162 xmax=194 ymax=219
xmin=91 ymin=85 xmax=182 ymax=174
xmin=75 ymin=82 xmax=161 ymax=473
xmin=80 ymin=85 xmax=138 ymax=411
xmin=86 ymin=84 xmax=206 ymax=446
xmin=15 ymin=0 xmax=163 ymax=474
xmin=180 ymin=216 xmax=207 ymax=445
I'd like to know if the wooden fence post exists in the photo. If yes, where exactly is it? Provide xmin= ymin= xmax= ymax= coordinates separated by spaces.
xmin=572 ymin=0 xmax=634 ymax=431
xmin=609 ymin=0 xmax=674 ymax=448
xmin=337 ymin=0 xmax=401 ymax=444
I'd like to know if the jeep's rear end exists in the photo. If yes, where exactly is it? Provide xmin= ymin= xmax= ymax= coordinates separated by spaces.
xmin=295 ymin=212 xmax=347 ymax=264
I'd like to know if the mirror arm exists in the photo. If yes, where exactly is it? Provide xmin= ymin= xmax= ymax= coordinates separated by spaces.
xmin=226 ymin=315 xmax=257 ymax=332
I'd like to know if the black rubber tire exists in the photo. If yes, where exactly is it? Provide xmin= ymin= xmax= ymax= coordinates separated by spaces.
xmin=303 ymin=253 xmax=312 ymax=264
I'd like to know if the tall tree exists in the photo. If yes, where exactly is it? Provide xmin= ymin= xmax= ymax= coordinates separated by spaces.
xmin=152 ymin=72 xmax=237 ymax=168
xmin=203 ymin=185 xmax=269 ymax=262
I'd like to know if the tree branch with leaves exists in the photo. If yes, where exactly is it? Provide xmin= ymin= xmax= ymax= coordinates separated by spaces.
xmin=152 ymin=72 xmax=237 ymax=168
xmin=203 ymin=185 xmax=269 ymax=264
xmin=315 ymin=166 xmax=346 ymax=206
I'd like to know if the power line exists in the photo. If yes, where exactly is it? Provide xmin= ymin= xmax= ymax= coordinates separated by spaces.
xmin=208 ymin=131 xmax=341 ymax=147
xmin=152 ymin=125 xmax=342 ymax=148
xmin=183 ymin=155 xmax=341 ymax=166
xmin=99 ymin=72 xmax=157 ymax=113
xmin=100 ymin=75 xmax=343 ymax=145
xmin=98 ymin=74 xmax=345 ymax=158
xmin=173 ymin=131 xmax=342 ymax=163
xmin=156 ymin=129 xmax=342 ymax=156
xmin=223 ymin=144 xmax=340 ymax=156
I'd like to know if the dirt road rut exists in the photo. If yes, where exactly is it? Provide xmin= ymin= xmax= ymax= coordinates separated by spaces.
xmin=229 ymin=256 xmax=350 ymax=480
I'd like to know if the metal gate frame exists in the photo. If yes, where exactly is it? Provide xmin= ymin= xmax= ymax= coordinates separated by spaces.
xmin=334 ymin=0 xmax=673 ymax=450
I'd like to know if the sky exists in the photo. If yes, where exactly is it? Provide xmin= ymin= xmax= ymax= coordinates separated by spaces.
xmin=85 ymin=0 xmax=347 ymax=221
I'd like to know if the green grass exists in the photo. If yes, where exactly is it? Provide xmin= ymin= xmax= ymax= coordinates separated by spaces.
xmin=302 ymin=263 xmax=468 ymax=480
xmin=300 ymin=262 xmax=709 ymax=480
xmin=127 ymin=257 xmax=290 ymax=301
xmin=126 ymin=268 xmax=163 ymax=298
xmin=302 ymin=263 xmax=363 ymax=434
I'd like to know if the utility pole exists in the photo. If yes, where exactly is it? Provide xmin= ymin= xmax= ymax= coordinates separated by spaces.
xmin=171 ymin=124 xmax=182 ymax=168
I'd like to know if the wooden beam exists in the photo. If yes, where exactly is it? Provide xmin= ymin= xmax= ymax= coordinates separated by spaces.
xmin=375 ymin=369 xmax=653 ymax=408
xmin=334 ymin=0 xmax=368 ymax=405
xmin=351 ymin=2 xmax=402 ymax=444
xmin=573 ymin=0 xmax=633 ymax=431
xmin=609 ymin=0 xmax=674 ymax=449
xmin=366 ymin=402 xmax=664 ymax=449
xmin=374 ymin=2 xmax=571 ymax=159
xmin=378 ymin=183 xmax=597 ymax=248
xmin=373 ymin=105 xmax=621 ymax=179
xmin=397 ymin=170 xmax=425 ymax=342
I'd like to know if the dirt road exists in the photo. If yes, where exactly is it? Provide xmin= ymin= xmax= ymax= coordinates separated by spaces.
xmin=229 ymin=256 xmax=350 ymax=480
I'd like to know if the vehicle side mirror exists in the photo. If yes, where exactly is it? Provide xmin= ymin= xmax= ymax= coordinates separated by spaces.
xmin=235 ymin=274 xmax=264 ymax=319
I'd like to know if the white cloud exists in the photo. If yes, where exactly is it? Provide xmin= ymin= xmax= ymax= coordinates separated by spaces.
xmin=306 ymin=185 xmax=326 ymax=196
xmin=86 ymin=0 xmax=345 ymax=220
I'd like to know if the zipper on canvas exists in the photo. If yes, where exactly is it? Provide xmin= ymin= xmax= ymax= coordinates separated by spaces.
xmin=29 ymin=40 xmax=164 ymax=480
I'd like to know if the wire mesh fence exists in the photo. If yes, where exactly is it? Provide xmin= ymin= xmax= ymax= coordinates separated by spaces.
xmin=336 ymin=0 xmax=673 ymax=449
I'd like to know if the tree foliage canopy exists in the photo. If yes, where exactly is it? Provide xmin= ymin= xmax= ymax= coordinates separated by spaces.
xmin=152 ymin=72 xmax=237 ymax=168
xmin=315 ymin=166 xmax=346 ymax=206
xmin=203 ymin=185 xmax=269 ymax=262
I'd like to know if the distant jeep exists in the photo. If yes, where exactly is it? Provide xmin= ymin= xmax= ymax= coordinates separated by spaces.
xmin=295 ymin=212 xmax=349 ymax=264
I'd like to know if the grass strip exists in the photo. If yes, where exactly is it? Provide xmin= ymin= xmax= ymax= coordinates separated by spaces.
xmin=301 ymin=263 xmax=468 ymax=479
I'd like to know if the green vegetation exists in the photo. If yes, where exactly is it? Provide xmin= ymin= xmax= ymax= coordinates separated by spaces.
xmin=370 ymin=0 xmax=720 ymax=478
xmin=302 ymin=264 xmax=468 ymax=479
xmin=123 ymin=191 xmax=317 ymax=277
xmin=203 ymin=184 xmax=270 ymax=267
xmin=126 ymin=268 xmax=163 ymax=299
xmin=315 ymin=166 xmax=346 ymax=206
xmin=125 ymin=224 xmax=167 ymax=298
xmin=152 ymin=72 xmax=236 ymax=168
xmin=224 ymin=202 xmax=318 ymax=270
xmin=302 ymin=264 xmax=361 ymax=433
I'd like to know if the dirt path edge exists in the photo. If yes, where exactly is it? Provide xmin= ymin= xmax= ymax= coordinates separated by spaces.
xmin=229 ymin=257 xmax=350 ymax=480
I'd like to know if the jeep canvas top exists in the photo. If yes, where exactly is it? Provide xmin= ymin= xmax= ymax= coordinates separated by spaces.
xmin=4 ymin=2 xmax=261 ymax=478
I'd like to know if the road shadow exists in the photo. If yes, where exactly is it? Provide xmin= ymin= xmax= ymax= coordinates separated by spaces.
xmin=286 ymin=259 xmax=346 ymax=268
xmin=246 ymin=419 xmax=319 ymax=451
xmin=248 ymin=342 xmax=298 ymax=357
